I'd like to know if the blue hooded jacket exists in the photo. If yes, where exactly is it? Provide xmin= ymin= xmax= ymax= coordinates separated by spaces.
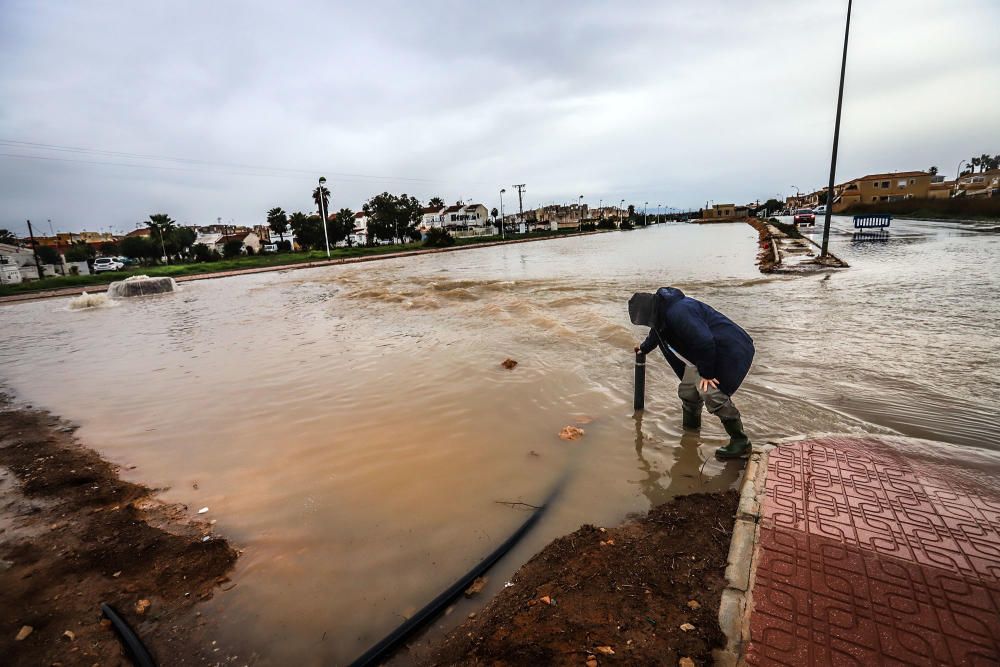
xmin=638 ymin=287 xmax=754 ymax=396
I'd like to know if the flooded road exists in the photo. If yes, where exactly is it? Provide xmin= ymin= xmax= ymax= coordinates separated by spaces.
xmin=2 ymin=218 xmax=998 ymax=664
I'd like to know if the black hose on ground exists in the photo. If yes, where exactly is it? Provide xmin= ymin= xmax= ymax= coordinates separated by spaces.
xmin=100 ymin=602 xmax=157 ymax=667
xmin=348 ymin=475 xmax=568 ymax=667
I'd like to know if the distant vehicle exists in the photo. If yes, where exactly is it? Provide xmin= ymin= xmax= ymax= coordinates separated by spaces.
xmin=261 ymin=243 xmax=278 ymax=253
xmin=115 ymin=256 xmax=134 ymax=266
xmin=793 ymin=209 xmax=816 ymax=226
xmin=814 ymin=205 xmax=828 ymax=215
xmin=93 ymin=257 xmax=125 ymax=273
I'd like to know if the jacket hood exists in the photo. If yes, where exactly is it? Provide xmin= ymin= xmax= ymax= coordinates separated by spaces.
xmin=628 ymin=292 xmax=656 ymax=326
xmin=656 ymin=287 xmax=686 ymax=308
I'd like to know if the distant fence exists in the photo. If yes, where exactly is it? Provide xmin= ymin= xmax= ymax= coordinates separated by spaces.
xmin=451 ymin=226 xmax=498 ymax=239
xmin=854 ymin=214 xmax=891 ymax=228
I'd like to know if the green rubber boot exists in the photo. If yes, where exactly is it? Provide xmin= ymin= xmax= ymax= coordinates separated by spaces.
xmin=682 ymin=404 xmax=702 ymax=431
xmin=716 ymin=418 xmax=752 ymax=459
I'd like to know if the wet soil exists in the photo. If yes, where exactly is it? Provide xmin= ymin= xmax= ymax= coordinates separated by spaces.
xmin=424 ymin=491 xmax=738 ymax=667
xmin=0 ymin=396 xmax=237 ymax=666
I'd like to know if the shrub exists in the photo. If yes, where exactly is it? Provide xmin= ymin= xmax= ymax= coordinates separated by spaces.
xmin=423 ymin=228 xmax=456 ymax=248
xmin=276 ymin=240 xmax=292 ymax=252
xmin=596 ymin=219 xmax=618 ymax=231
xmin=223 ymin=240 xmax=244 ymax=258
xmin=192 ymin=243 xmax=214 ymax=262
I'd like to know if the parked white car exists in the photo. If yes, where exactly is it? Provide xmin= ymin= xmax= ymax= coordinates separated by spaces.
xmin=93 ymin=257 xmax=125 ymax=273
xmin=814 ymin=205 xmax=828 ymax=215
xmin=261 ymin=243 xmax=278 ymax=253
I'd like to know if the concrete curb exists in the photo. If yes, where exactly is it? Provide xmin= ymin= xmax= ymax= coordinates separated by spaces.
xmin=714 ymin=443 xmax=772 ymax=667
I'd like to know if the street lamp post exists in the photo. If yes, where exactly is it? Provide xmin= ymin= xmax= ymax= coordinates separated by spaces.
xmin=644 ymin=202 xmax=648 ymax=226
xmin=578 ymin=195 xmax=584 ymax=231
xmin=500 ymin=188 xmax=506 ymax=240
xmin=955 ymin=159 xmax=966 ymax=186
xmin=318 ymin=176 xmax=331 ymax=258
xmin=820 ymin=0 xmax=853 ymax=258
xmin=620 ymin=199 xmax=625 ymax=227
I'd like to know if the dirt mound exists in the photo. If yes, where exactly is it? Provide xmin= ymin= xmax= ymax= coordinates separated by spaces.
xmin=0 ymin=397 xmax=237 ymax=666
xmin=425 ymin=491 xmax=738 ymax=666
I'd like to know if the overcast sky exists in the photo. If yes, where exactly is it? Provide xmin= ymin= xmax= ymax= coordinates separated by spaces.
xmin=1 ymin=0 xmax=998 ymax=234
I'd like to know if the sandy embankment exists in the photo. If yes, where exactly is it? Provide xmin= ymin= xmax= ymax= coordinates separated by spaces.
xmin=0 ymin=395 xmax=237 ymax=666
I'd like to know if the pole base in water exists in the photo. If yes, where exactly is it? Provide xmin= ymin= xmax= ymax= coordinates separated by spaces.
xmin=634 ymin=351 xmax=646 ymax=411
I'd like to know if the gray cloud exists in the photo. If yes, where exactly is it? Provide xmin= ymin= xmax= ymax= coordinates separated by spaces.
xmin=1 ymin=0 xmax=998 ymax=234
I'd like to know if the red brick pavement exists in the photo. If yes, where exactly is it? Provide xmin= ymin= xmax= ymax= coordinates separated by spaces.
xmin=747 ymin=436 xmax=1000 ymax=666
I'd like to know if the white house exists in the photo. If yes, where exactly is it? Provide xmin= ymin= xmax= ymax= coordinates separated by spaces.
xmin=441 ymin=204 xmax=490 ymax=230
xmin=194 ymin=232 xmax=223 ymax=248
xmin=349 ymin=211 xmax=369 ymax=246
xmin=419 ymin=206 xmax=447 ymax=230
xmin=214 ymin=231 xmax=261 ymax=255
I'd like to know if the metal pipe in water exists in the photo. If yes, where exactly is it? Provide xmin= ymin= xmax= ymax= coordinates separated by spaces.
xmin=634 ymin=351 xmax=646 ymax=411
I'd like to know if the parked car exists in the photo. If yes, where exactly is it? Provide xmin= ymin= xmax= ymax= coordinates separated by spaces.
xmin=93 ymin=257 xmax=125 ymax=273
xmin=793 ymin=209 xmax=816 ymax=226
xmin=261 ymin=243 xmax=278 ymax=253
xmin=814 ymin=205 xmax=827 ymax=215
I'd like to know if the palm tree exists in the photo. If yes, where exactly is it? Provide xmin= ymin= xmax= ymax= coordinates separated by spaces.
xmin=490 ymin=207 xmax=499 ymax=224
xmin=992 ymin=155 xmax=1000 ymax=171
xmin=267 ymin=207 xmax=288 ymax=245
xmin=312 ymin=185 xmax=330 ymax=217
xmin=970 ymin=156 xmax=982 ymax=174
xmin=428 ymin=197 xmax=445 ymax=208
xmin=980 ymin=154 xmax=992 ymax=172
xmin=928 ymin=166 xmax=938 ymax=176
xmin=146 ymin=213 xmax=176 ymax=263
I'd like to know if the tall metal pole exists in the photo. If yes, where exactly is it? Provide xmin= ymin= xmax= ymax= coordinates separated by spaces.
xmin=318 ymin=176 xmax=331 ymax=257
xmin=26 ymin=220 xmax=44 ymax=280
xmin=499 ymin=188 xmax=505 ymax=240
xmin=578 ymin=194 xmax=583 ymax=231
xmin=820 ymin=0 xmax=853 ymax=258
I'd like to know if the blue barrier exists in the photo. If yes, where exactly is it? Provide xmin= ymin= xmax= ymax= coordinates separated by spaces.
xmin=854 ymin=214 xmax=891 ymax=228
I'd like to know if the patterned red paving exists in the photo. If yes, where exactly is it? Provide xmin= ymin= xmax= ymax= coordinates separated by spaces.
xmin=747 ymin=436 xmax=1000 ymax=666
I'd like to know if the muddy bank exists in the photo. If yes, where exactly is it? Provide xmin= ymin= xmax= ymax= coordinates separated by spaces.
xmin=422 ymin=491 xmax=738 ymax=666
xmin=0 ymin=396 xmax=237 ymax=666
xmin=746 ymin=218 xmax=847 ymax=273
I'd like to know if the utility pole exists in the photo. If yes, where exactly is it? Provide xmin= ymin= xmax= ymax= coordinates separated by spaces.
xmin=26 ymin=220 xmax=44 ymax=280
xmin=821 ymin=0 xmax=853 ymax=258
xmin=499 ymin=188 xmax=506 ymax=240
xmin=318 ymin=176 xmax=331 ymax=257
xmin=513 ymin=184 xmax=526 ymax=231
xmin=644 ymin=202 xmax=648 ymax=226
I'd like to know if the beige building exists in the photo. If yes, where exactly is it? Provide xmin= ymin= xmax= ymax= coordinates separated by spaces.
xmin=957 ymin=169 xmax=1000 ymax=198
xmin=927 ymin=181 xmax=956 ymax=199
xmin=702 ymin=204 xmax=749 ymax=220
xmin=535 ymin=204 xmax=589 ymax=230
xmin=832 ymin=171 xmax=931 ymax=212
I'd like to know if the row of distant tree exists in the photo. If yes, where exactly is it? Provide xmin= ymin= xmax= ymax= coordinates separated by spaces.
xmin=929 ymin=152 xmax=1000 ymax=177
xmin=266 ymin=188 xmax=472 ymax=251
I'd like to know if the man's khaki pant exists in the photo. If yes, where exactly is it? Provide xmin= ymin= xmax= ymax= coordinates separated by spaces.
xmin=677 ymin=365 xmax=741 ymax=421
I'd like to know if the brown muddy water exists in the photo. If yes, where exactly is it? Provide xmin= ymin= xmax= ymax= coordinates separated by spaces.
xmin=2 ymin=218 xmax=999 ymax=664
